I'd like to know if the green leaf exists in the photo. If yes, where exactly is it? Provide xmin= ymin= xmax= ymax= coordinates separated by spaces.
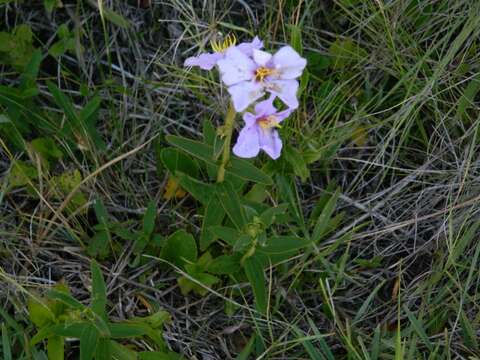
xmin=456 ymin=73 xmax=480 ymax=120
xmin=166 ymin=136 xmax=272 ymax=185
xmin=80 ymin=325 xmax=98 ymax=360
xmin=403 ymin=305 xmax=433 ymax=352
xmin=143 ymin=200 xmax=157 ymax=236
xmin=283 ymin=145 xmax=309 ymax=182
xmin=288 ymin=24 xmax=303 ymax=54
xmin=311 ymin=189 xmax=339 ymax=242
xmin=28 ymin=297 xmax=55 ymax=328
xmin=90 ymin=261 xmax=107 ymax=322
xmin=208 ymin=254 xmax=241 ymax=275
xmin=139 ymin=351 xmax=185 ymax=360
xmin=209 ymin=226 xmax=240 ymax=247
xmin=95 ymin=338 xmax=112 ymax=360
xmin=259 ymin=204 xmax=288 ymax=228
xmin=161 ymin=147 xmax=199 ymax=178
xmin=200 ymin=198 xmax=225 ymax=250
xmin=98 ymin=6 xmax=131 ymax=29
xmin=276 ymin=175 xmax=305 ymax=230
xmin=109 ymin=323 xmax=150 ymax=338
xmin=216 ymin=182 xmax=247 ymax=230
xmin=244 ymin=255 xmax=267 ymax=315
xmin=160 ymin=230 xmax=197 ymax=269
xmin=177 ymin=173 xmax=214 ymax=205
xmin=47 ymin=290 xmax=85 ymax=311
xmin=31 ymin=137 xmax=63 ymax=162
xmin=88 ymin=230 xmax=110 ymax=259
xmin=110 ymin=340 xmax=137 ymax=360
xmin=1 ymin=323 xmax=12 ymax=360
xmin=47 ymin=336 xmax=64 ymax=360
xmin=234 ymin=334 xmax=256 ymax=360
xmin=8 ymin=160 xmax=37 ymax=188
xmin=259 ymin=236 xmax=310 ymax=256
xmin=44 ymin=0 xmax=61 ymax=13
xmin=459 ymin=310 xmax=478 ymax=351
xmin=47 ymin=81 xmax=78 ymax=127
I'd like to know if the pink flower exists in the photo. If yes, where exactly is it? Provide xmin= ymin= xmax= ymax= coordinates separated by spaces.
xmin=184 ymin=36 xmax=263 ymax=70
xmin=233 ymin=97 xmax=292 ymax=160
xmin=217 ymin=45 xmax=307 ymax=112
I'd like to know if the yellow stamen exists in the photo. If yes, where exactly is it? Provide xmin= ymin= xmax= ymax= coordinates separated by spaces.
xmin=254 ymin=66 xmax=277 ymax=82
xmin=210 ymin=33 xmax=236 ymax=53
xmin=258 ymin=115 xmax=282 ymax=130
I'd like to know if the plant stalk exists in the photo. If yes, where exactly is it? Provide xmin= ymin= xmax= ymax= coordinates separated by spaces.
xmin=217 ymin=103 xmax=236 ymax=183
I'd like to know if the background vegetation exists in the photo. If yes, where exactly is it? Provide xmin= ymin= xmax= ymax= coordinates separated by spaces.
xmin=1 ymin=0 xmax=480 ymax=359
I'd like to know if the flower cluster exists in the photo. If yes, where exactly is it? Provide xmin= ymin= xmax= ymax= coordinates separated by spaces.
xmin=185 ymin=35 xmax=306 ymax=160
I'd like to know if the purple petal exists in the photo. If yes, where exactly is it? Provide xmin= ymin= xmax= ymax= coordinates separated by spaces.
xmin=276 ymin=108 xmax=293 ymax=123
xmin=233 ymin=125 xmax=260 ymax=158
xmin=217 ymin=47 xmax=256 ymax=86
xmin=243 ymin=112 xmax=257 ymax=127
xmin=253 ymin=49 xmax=272 ymax=67
xmin=272 ymin=46 xmax=307 ymax=79
xmin=259 ymin=129 xmax=282 ymax=159
xmin=184 ymin=52 xmax=223 ymax=70
xmin=237 ymin=36 xmax=264 ymax=56
xmin=267 ymin=79 xmax=299 ymax=109
xmin=227 ymin=81 xmax=264 ymax=112
xmin=254 ymin=96 xmax=276 ymax=116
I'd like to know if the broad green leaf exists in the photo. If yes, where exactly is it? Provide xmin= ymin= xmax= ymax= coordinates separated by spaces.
xmin=30 ymin=137 xmax=63 ymax=162
xmin=95 ymin=338 xmax=112 ymax=360
xmin=44 ymin=0 xmax=61 ymax=13
xmin=90 ymin=261 xmax=107 ymax=322
xmin=166 ymin=136 xmax=272 ymax=185
xmin=259 ymin=204 xmax=288 ymax=227
xmin=177 ymin=173 xmax=214 ymax=205
xmin=110 ymin=340 xmax=137 ymax=360
xmin=50 ymin=322 xmax=90 ymax=338
xmin=216 ymin=182 xmax=247 ymax=230
xmin=160 ymin=230 xmax=197 ymax=269
xmin=28 ymin=297 xmax=55 ymax=328
xmin=200 ymin=198 xmax=225 ymax=250
xmin=47 ymin=336 xmax=64 ymax=360
xmin=209 ymin=226 xmax=240 ymax=247
xmin=208 ymin=254 xmax=242 ymax=275
xmin=88 ymin=230 xmax=110 ymax=259
xmin=161 ymin=147 xmax=199 ymax=178
xmin=283 ymin=145 xmax=309 ymax=182
xmin=109 ymin=323 xmax=149 ymax=338
xmin=8 ymin=160 xmax=37 ymax=188
xmin=178 ymin=272 xmax=219 ymax=296
xmin=244 ymin=255 xmax=267 ymax=315
xmin=80 ymin=325 xmax=98 ymax=360
xmin=259 ymin=236 xmax=310 ymax=256
xmin=20 ymin=49 xmax=42 ymax=91
xmin=47 ymin=290 xmax=85 ymax=311
xmin=143 ymin=200 xmax=157 ymax=236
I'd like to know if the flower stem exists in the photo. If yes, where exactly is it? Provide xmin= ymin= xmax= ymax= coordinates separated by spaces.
xmin=217 ymin=103 xmax=236 ymax=183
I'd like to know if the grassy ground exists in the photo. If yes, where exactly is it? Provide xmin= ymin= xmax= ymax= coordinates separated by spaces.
xmin=1 ymin=0 xmax=480 ymax=359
